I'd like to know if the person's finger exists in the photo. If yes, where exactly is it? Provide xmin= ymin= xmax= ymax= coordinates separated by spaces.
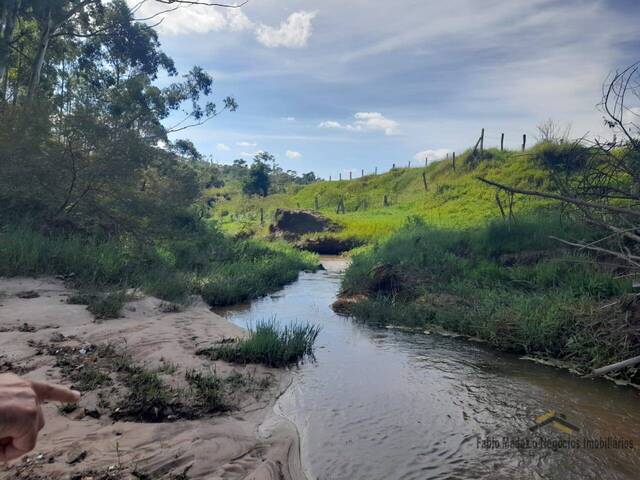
xmin=36 ymin=408 xmax=45 ymax=431
xmin=4 ymin=425 xmax=39 ymax=461
xmin=30 ymin=381 xmax=80 ymax=403
xmin=2 ymin=442 xmax=31 ymax=462
xmin=0 ymin=437 xmax=11 ymax=462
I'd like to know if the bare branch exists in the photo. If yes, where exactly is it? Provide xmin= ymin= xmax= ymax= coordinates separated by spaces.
xmin=152 ymin=0 xmax=248 ymax=7
xmin=476 ymin=176 xmax=640 ymax=220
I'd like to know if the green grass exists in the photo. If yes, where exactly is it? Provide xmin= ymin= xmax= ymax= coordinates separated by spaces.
xmin=213 ymin=148 xmax=554 ymax=243
xmin=0 ymin=224 xmax=318 ymax=312
xmin=75 ymin=291 xmax=128 ymax=319
xmin=116 ymin=368 xmax=178 ymax=422
xmin=198 ymin=319 xmax=321 ymax=367
xmin=342 ymin=214 xmax=636 ymax=372
xmin=185 ymin=370 xmax=228 ymax=413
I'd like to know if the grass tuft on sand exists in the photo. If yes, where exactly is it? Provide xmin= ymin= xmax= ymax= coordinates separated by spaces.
xmin=198 ymin=319 xmax=321 ymax=367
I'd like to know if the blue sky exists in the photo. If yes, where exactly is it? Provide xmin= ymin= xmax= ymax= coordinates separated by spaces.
xmin=137 ymin=0 xmax=640 ymax=178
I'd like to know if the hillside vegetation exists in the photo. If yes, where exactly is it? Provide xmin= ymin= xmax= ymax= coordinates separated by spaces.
xmin=213 ymin=147 xmax=553 ymax=242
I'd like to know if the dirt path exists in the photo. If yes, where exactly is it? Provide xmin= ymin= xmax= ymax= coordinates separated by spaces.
xmin=0 ymin=277 xmax=305 ymax=480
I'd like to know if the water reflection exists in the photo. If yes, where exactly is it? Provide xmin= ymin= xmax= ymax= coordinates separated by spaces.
xmin=216 ymin=257 xmax=640 ymax=480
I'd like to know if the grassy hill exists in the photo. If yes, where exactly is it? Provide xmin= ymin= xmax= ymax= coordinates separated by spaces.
xmin=211 ymin=147 xmax=554 ymax=242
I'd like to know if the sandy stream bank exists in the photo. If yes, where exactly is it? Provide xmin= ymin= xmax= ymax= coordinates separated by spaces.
xmin=0 ymin=277 xmax=306 ymax=480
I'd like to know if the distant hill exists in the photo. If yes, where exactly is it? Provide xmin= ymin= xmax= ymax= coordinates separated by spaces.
xmin=211 ymin=147 xmax=555 ymax=243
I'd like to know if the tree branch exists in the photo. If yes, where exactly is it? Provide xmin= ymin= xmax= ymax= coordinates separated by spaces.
xmin=476 ymin=176 xmax=640 ymax=220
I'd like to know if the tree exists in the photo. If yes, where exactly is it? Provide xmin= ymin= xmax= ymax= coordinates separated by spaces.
xmin=243 ymin=158 xmax=271 ymax=197
xmin=0 ymin=0 xmax=236 ymax=236
xmin=535 ymin=118 xmax=572 ymax=144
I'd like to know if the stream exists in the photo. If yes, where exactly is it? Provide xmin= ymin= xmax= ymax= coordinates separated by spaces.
xmin=216 ymin=256 xmax=640 ymax=480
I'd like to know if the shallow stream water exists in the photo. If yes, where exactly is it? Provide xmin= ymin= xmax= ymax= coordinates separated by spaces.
xmin=216 ymin=256 xmax=640 ymax=480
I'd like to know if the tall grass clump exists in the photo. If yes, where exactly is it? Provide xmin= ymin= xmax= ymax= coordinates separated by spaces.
xmin=341 ymin=213 xmax=634 ymax=370
xmin=0 ymin=224 xmax=318 ymax=313
xmin=199 ymin=319 xmax=321 ymax=367
xmin=198 ymin=240 xmax=318 ymax=306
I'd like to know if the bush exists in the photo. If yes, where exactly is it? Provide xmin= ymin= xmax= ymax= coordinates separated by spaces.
xmin=532 ymin=141 xmax=590 ymax=172
xmin=0 ymin=225 xmax=317 ymax=308
xmin=87 ymin=291 xmax=128 ymax=320
xmin=342 ymin=213 xmax=633 ymax=367
xmin=68 ymin=290 xmax=128 ymax=320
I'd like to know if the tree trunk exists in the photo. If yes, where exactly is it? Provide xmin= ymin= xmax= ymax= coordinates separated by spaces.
xmin=0 ymin=0 xmax=22 ymax=98
xmin=27 ymin=6 xmax=52 ymax=101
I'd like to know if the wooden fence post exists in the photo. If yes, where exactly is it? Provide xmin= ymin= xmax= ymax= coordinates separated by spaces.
xmin=522 ymin=134 xmax=527 ymax=151
xmin=361 ymin=169 xmax=364 ymax=177
xmin=314 ymin=195 xmax=319 ymax=210
xmin=480 ymin=128 xmax=485 ymax=154
xmin=500 ymin=133 xmax=505 ymax=151
xmin=349 ymin=171 xmax=352 ymax=180
xmin=425 ymin=156 xmax=428 ymax=168
xmin=422 ymin=171 xmax=428 ymax=191
xmin=383 ymin=195 xmax=389 ymax=207
xmin=452 ymin=152 xmax=456 ymax=171
xmin=260 ymin=207 xmax=264 ymax=226
xmin=375 ymin=167 xmax=378 ymax=176
xmin=408 ymin=161 xmax=411 ymax=168
xmin=329 ymin=175 xmax=332 ymax=181
xmin=339 ymin=173 xmax=342 ymax=181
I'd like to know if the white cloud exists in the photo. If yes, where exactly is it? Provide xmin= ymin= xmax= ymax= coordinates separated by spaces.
xmin=283 ymin=117 xmax=296 ymax=122
xmin=255 ymin=11 xmax=317 ymax=48
xmin=414 ymin=149 xmax=451 ymax=163
xmin=318 ymin=120 xmax=342 ymax=129
xmin=286 ymin=150 xmax=302 ymax=159
xmin=134 ymin=3 xmax=252 ymax=36
xmin=236 ymin=141 xmax=257 ymax=147
xmin=226 ymin=8 xmax=254 ymax=32
xmin=132 ymin=3 xmax=316 ymax=50
xmin=319 ymin=112 xmax=399 ymax=136
xmin=353 ymin=112 xmax=399 ymax=135
xmin=240 ymin=150 xmax=265 ymax=158
xmin=216 ymin=143 xmax=230 ymax=151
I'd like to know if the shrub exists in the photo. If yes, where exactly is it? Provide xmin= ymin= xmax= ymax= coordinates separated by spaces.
xmin=532 ymin=141 xmax=590 ymax=172
xmin=185 ymin=370 xmax=228 ymax=413
xmin=198 ymin=319 xmax=321 ymax=367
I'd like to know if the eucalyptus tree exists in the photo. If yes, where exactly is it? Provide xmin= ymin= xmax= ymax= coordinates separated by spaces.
xmin=0 ymin=0 xmax=237 ymax=236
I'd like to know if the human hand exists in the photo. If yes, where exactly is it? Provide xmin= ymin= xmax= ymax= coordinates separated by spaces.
xmin=0 ymin=373 xmax=80 ymax=462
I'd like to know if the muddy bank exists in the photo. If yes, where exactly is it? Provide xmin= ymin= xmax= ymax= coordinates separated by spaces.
xmin=267 ymin=209 xmax=361 ymax=254
xmin=0 ymin=277 xmax=305 ymax=480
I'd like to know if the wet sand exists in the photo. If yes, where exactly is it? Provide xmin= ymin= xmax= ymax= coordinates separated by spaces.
xmin=0 ymin=277 xmax=305 ymax=479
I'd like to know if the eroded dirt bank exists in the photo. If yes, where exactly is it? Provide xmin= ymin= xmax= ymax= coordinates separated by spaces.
xmin=0 ymin=277 xmax=305 ymax=480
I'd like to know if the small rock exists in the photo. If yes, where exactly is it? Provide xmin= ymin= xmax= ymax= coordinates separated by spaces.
xmin=85 ymin=409 xmax=101 ymax=419
xmin=17 ymin=290 xmax=39 ymax=299
xmin=69 ymin=408 xmax=86 ymax=420
xmin=50 ymin=332 xmax=66 ymax=343
xmin=65 ymin=446 xmax=87 ymax=465
xmin=18 ymin=323 xmax=36 ymax=333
